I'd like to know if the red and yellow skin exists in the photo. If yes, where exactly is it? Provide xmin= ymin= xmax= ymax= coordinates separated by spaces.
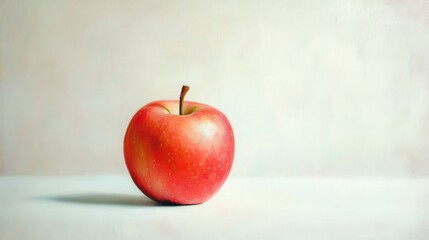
xmin=124 ymin=100 xmax=234 ymax=205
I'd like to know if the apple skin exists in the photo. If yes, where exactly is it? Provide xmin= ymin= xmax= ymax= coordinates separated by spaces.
xmin=124 ymin=100 xmax=234 ymax=205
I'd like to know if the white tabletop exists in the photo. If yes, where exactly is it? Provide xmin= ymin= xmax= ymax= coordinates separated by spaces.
xmin=0 ymin=176 xmax=428 ymax=240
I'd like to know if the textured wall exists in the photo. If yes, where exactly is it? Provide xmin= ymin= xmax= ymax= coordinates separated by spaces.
xmin=1 ymin=0 xmax=429 ymax=176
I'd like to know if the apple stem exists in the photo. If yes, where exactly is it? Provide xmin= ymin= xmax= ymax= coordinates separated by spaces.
xmin=179 ymin=85 xmax=190 ymax=115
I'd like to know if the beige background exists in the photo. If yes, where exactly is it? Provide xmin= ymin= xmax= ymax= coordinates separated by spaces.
xmin=1 ymin=0 xmax=428 ymax=176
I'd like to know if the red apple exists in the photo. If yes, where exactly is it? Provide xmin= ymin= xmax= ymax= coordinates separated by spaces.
xmin=124 ymin=86 xmax=234 ymax=205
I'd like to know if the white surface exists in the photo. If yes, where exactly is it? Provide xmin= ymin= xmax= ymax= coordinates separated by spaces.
xmin=0 ymin=176 xmax=428 ymax=239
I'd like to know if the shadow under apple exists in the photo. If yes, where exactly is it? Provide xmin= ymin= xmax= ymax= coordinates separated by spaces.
xmin=42 ymin=193 xmax=182 ymax=207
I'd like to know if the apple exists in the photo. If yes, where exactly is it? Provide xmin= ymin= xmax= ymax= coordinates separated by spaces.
xmin=124 ymin=86 xmax=235 ymax=205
